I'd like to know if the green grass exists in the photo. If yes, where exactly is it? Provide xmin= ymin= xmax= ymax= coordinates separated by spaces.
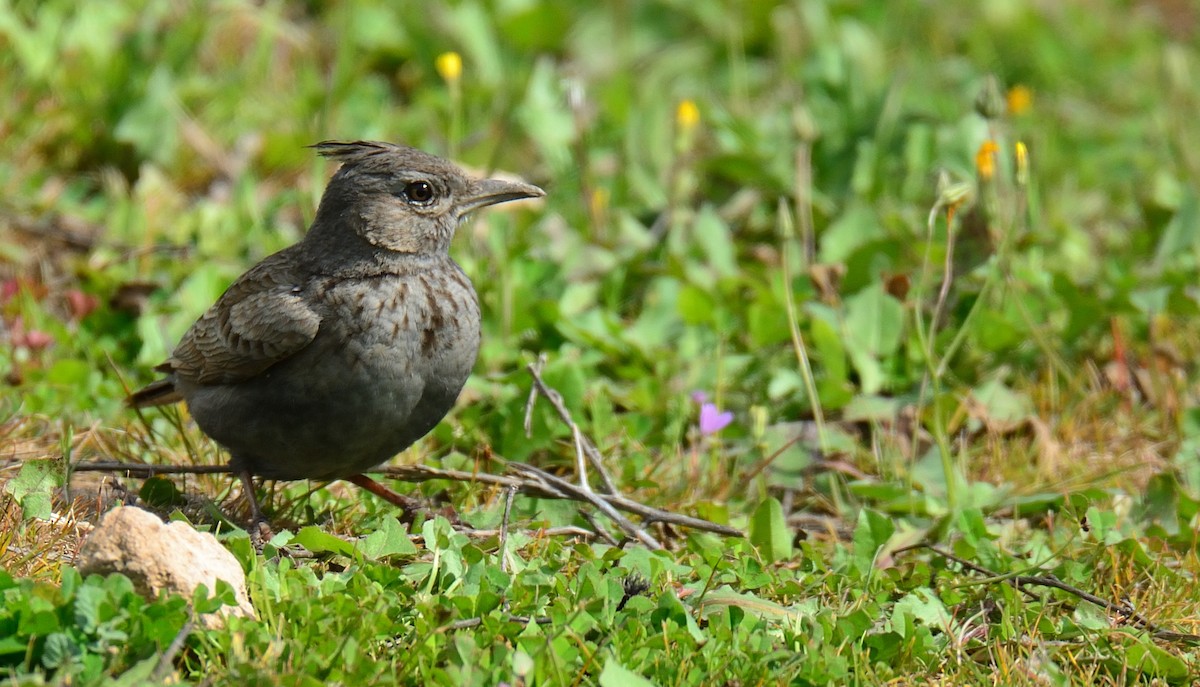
xmin=4 ymin=0 xmax=1200 ymax=684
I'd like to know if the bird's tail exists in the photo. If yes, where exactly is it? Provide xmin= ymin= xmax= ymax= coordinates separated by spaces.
xmin=127 ymin=379 xmax=183 ymax=408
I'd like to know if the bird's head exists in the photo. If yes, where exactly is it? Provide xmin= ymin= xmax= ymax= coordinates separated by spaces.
xmin=309 ymin=141 xmax=543 ymax=254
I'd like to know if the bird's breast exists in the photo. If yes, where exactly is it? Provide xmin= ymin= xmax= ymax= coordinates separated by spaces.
xmin=309 ymin=265 xmax=481 ymax=385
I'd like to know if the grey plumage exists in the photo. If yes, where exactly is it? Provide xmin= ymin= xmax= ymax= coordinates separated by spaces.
xmin=130 ymin=141 xmax=542 ymax=511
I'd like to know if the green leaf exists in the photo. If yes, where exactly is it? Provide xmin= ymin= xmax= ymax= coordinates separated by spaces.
xmin=138 ymin=477 xmax=185 ymax=508
xmin=1153 ymin=188 xmax=1199 ymax=271
xmin=293 ymin=527 xmax=356 ymax=557
xmin=748 ymin=498 xmax=792 ymax=563
xmin=676 ymin=283 xmax=715 ymax=325
xmin=72 ymin=584 xmax=109 ymax=633
xmin=766 ymin=368 xmax=802 ymax=400
xmin=114 ymin=67 xmax=179 ymax=165
xmin=45 ymin=359 xmax=91 ymax=385
xmin=448 ymin=2 xmax=504 ymax=86
xmin=599 ymin=657 xmax=657 ymax=687
xmin=192 ymin=582 xmax=225 ymax=615
xmin=889 ymin=588 xmax=951 ymax=638
xmin=518 ymin=59 xmax=576 ymax=172
xmin=692 ymin=205 xmax=739 ymax=280
xmin=511 ymin=649 xmax=534 ymax=679
xmin=40 ymin=632 xmax=81 ymax=669
xmin=700 ymin=588 xmax=809 ymax=622
xmin=0 ymin=5 xmax=60 ymax=78
xmin=347 ymin=4 xmax=409 ymax=53
xmin=0 ymin=635 xmax=27 ymax=657
xmin=1119 ymin=633 xmax=1190 ymax=681
xmin=844 ymin=282 xmax=905 ymax=358
xmin=110 ymin=657 xmax=161 ymax=687
xmin=358 ymin=516 xmax=418 ymax=560
xmin=851 ymin=508 xmax=895 ymax=576
xmin=841 ymin=394 xmax=900 ymax=423
xmin=806 ymin=303 xmax=851 ymax=400
xmin=970 ymin=379 xmax=1032 ymax=430
xmin=819 ymin=202 xmax=884 ymax=264
xmin=5 ymin=459 xmax=65 ymax=521
xmin=1137 ymin=473 xmax=1181 ymax=536
xmin=843 ymin=283 xmax=904 ymax=394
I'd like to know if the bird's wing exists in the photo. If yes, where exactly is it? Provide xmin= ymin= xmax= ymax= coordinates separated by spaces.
xmin=161 ymin=251 xmax=322 ymax=385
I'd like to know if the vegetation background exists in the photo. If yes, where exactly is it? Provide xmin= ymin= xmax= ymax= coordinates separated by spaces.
xmin=3 ymin=0 xmax=1200 ymax=684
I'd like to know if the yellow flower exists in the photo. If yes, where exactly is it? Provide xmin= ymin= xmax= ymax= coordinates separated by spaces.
xmin=1015 ymin=141 xmax=1029 ymax=186
xmin=436 ymin=51 xmax=462 ymax=84
xmin=590 ymin=187 xmax=609 ymax=218
xmin=1007 ymin=85 xmax=1032 ymax=115
xmin=975 ymin=140 xmax=999 ymax=181
xmin=676 ymin=99 xmax=700 ymax=133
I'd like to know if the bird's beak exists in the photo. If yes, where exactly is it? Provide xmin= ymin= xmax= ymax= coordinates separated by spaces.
xmin=458 ymin=178 xmax=545 ymax=217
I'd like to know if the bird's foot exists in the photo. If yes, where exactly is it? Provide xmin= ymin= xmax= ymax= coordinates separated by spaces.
xmin=248 ymin=518 xmax=274 ymax=550
xmin=238 ymin=469 xmax=274 ymax=549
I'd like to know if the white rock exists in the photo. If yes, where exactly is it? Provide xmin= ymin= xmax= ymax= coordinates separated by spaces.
xmin=76 ymin=506 xmax=255 ymax=627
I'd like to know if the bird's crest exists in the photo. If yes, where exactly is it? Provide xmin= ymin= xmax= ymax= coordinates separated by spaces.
xmin=311 ymin=140 xmax=399 ymax=164
xmin=310 ymin=140 xmax=461 ymax=177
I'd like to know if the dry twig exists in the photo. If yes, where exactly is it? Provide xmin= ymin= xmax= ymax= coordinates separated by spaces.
xmin=66 ymin=460 xmax=743 ymax=539
xmin=524 ymin=354 xmax=618 ymax=494
xmin=911 ymin=544 xmax=1200 ymax=645
xmin=508 ymin=462 xmax=661 ymax=549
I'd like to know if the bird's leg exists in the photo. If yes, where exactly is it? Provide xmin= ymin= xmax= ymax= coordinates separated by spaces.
xmin=345 ymin=474 xmax=425 ymax=522
xmin=238 ymin=468 xmax=273 ymax=545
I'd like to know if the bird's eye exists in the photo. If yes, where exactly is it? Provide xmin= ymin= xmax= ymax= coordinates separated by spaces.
xmin=403 ymin=180 xmax=436 ymax=205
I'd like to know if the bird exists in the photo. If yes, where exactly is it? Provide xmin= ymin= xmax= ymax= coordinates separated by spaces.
xmin=128 ymin=140 xmax=544 ymax=528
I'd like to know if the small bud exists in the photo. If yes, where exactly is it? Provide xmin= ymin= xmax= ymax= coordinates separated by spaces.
xmin=975 ymin=140 xmax=999 ymax=181
xmin=435 ymin=51 xmax=462 ymax=84
xmin=974 ymin=74 xmax=1005 ymax=120
xmin=1006 ymin=85 xmax=1032 ymax=116
xmin=589 ymin=187 xmax=609 ymax=218
xmin=10 ymin=317 xmax=53 ymax=351
xmin=935 ymin=170 xmax=973 ymax=210
xmin=1015 ymin=141 xmax=1029 ymax=186
xmin=676 ymin=99 xmax=700 ymax=133
xmin=776 ymin=198 xmax=796 ymax=240
xmin=1164 ymin=44 xmax=1190 ymax=94
xmin=792 ymin=105 xmax=818 ymax=142
xmin=19 ymin=330 xmax=54 ymax=351
xmin=750 ymin=405 xmax=768 ymax=441
xmin=935 ymin=169 xmax=952 ymax=199
xmin=0 ymin=278 xmax=19 ymax=303
xmin=66 ymin=289 xmax=99 ymax=321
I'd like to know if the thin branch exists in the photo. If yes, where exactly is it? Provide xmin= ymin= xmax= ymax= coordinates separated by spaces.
xmin=66 ymin=460 xmax=743 ymax=538
xmin=508 ymin=463 xmax=662 ymax=550
xmin=151 ymin=618 xmax=194 ymax=682
xmin=580 ymin=509 xmax=620 ymax=546
xmin=69 ymin=462 xmax=233 ymax=476
xmin=498 ymin=486 xmax=516 ymax=574
xmin=525 ymin=355 xmax=618 ymax=494
xmin=915 ymin=544 xmax=1200 ymax=644
xmin=523 ymin=355 xmax=542 ymax=439
xmin=422 ymin=525 xmax=595 ymax=541
xmin=435 ymin=614 xmax=553 ymax=633
xmin=519 ymin=355 xmax=747 ymax=544
xmin=929 ymin=206 xmax=957 ymax=334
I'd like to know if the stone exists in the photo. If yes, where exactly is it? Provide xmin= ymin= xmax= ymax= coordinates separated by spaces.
xmin=76 ymin=506 xmax=255 ymax=628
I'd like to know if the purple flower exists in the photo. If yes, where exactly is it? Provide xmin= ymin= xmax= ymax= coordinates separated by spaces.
xmin=690 ymin=390 xmax=709 ymax=404
xmin=699 ymin=403 xmax=733 ymax=435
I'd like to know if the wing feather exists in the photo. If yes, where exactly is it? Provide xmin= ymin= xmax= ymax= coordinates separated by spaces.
xmin=163 ymin=251 xmax=321 ymax=385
